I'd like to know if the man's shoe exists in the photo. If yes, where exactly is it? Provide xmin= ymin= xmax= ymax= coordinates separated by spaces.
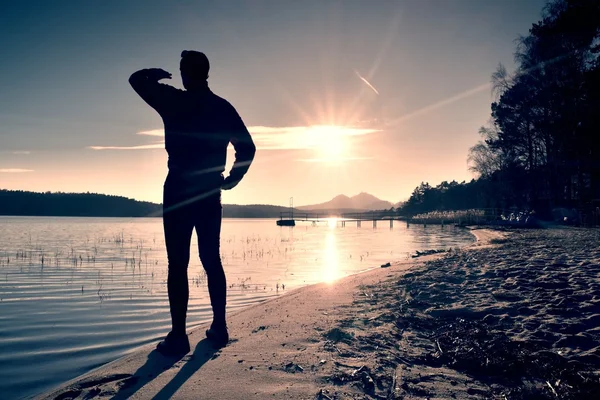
xmin=205 ymin=324 xmax=229 ymax=348
xmin=156 ymin=331 xmax=190 ymax=356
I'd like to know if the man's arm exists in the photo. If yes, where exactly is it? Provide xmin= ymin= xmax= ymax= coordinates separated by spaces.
xmin=128 ymin=68 xmax=174 ymax=112
xmin=222 ymin=108 xmax=256 ymax=190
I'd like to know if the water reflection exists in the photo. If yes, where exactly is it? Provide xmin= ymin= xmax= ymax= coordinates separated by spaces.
xmin=322 ymin=231 xmax=340 ymax=283
xmin=0 ymin=217 xmax=475 ymax=399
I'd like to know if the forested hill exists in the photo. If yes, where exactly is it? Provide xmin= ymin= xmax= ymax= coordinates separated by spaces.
xmin=399 ymin=0 xmax=600 ymax=219
xmin=0 ymin=189 xmax=293 ymax=218
xmin=0 ymin=190 xmax=162 ymax=217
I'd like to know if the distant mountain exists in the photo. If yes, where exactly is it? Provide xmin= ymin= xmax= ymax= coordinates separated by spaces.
xmin=0 ymin=189 xmax=292 ymax=218
xmin=298 ymin=192 xmax=393 ymax=211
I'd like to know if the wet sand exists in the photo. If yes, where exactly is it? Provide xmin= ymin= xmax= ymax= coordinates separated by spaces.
xmin=37 ymin=227 xmax=600 ymax=399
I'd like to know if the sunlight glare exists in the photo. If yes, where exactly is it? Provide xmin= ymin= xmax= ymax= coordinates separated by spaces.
xmin=305 ymin=125 xmax=350 ymax=163
xmin=322 ymin=232 xmax=340 ymax=283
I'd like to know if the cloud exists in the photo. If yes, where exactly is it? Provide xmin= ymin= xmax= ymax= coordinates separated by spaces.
xmin=298 ymin=156 xmax=374 ymax=163
xmin=89 ymin=125 xmax=380 ymax=151
xmin=88 ymin=143 xmax=164 ymax=150
xmin=137 ymin=129 xmax=165 ymax=137
xmin=249 ymin=125 xmax=379 ymax=150
xmin=87 ymin=129 xmax=165 ymax=150
xmin=296 ymin=157 xmax=374 ymax=163
xmin=0 ymin=168 xmax=34 ymax=173
xmin=0 ymin=150 xmax=31 ymax=155
xmin=250 ymin=125 xmax=377 ymax=136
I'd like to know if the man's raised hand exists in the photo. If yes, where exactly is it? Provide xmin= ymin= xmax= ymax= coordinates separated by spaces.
xmin=145 ymin=68 xmax=172 ymax=81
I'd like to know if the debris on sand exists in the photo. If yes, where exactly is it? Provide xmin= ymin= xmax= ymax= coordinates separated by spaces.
xmin=324 ymin=328 xmax=354 ymax=344
xmin=284 ymin=362 xmax=304 ymax=373
xmin=318 ymin=229 xmax=600 ymax=399
xmin=411 ymin=248 xmax=447 ymax=258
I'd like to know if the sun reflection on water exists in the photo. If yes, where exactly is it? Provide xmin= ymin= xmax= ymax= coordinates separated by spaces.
xmin=322 ymin=231 xmax=340 ymax=283
xmin=326 ymin=217 xmax=338 ymax=228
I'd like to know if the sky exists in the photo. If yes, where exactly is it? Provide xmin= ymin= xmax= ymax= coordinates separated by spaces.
xmin=0 ymin=0 xmax=547 ymax=206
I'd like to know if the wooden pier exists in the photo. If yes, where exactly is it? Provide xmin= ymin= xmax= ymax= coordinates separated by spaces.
xmin=276 ymin=207 xmax=518 ymax=228
xmin=341 ymin=211 xmax=406 ymax=227
xmin=276 ymin=211 xmax=326 ymax=226
xmin=276 ymin=210 xmax=406 ymax=227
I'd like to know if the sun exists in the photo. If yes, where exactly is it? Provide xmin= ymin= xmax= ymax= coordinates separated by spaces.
xmin=305 ymin=125 xmax=350 ymax=163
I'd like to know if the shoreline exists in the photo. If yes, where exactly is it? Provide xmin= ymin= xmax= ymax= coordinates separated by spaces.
xmin=35 ymin=228 xmax=487 ymax=400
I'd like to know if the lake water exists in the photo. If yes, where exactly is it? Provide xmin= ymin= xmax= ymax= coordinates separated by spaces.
xmin=0 ymin=216 xmax=474 ymax=399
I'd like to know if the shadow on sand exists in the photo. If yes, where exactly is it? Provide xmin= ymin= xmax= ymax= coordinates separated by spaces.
xmin=110 ymin=339 xmax=219 ymax=399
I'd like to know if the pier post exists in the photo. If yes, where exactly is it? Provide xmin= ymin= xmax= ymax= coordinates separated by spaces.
xmin=390 ymin=219 xmax=393 ymax=228
xmin=357 ymin=220 xmax=361 ymax=227
xmin=373 ymin=220 xmax=376 ymax=228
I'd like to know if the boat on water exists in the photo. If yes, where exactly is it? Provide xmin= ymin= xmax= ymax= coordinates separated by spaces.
xmin=276 ymin=219 xmax=295 ymax=226
xmin=276 ymin=197 xmax=296 ymax=226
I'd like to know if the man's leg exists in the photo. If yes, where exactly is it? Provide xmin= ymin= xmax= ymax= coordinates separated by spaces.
xmin=163 ymin=191 xmax=194 ymax=338
xmin=195 ymin=195 xmax=228 ymax=342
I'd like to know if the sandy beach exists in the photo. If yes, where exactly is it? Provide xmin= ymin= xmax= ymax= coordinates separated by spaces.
xmin=36 ymin=227 xmax=600 ymax=399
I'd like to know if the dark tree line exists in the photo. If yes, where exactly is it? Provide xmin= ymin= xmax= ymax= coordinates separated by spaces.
xmin=401 ymin=180 xmax=486 ymax=216
xmin=402 ymin=0 xmax=600 ymax=218
xmin=0 ymin=189 xmax=294 ymax=218
xmin=0 ymin=190 xmax=162 ymax=217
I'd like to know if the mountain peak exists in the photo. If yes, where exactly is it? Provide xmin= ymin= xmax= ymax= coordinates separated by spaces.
xmin=351 ymin=192 xmax=380 ymax=201
xmin=298 ymin=192 xmax=393 ymax=211
xmin=332 ymin=194 xmax=351 ymax=201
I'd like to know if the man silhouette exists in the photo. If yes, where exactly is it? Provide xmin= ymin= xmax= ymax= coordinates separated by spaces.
xmin=130 ymin=51 xmax=256 ymax=354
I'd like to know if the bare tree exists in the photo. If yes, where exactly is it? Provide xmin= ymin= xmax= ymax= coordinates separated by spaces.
xmin=491 ymin=63 xmax=512 ymax=98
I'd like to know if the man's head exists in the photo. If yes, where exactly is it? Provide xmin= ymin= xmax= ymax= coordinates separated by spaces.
xmin=180 ymin=50 xmax=210 ymax=89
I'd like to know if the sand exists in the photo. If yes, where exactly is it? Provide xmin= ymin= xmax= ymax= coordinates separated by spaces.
xmin=36 ymin=227 xmax=600 ymax=399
